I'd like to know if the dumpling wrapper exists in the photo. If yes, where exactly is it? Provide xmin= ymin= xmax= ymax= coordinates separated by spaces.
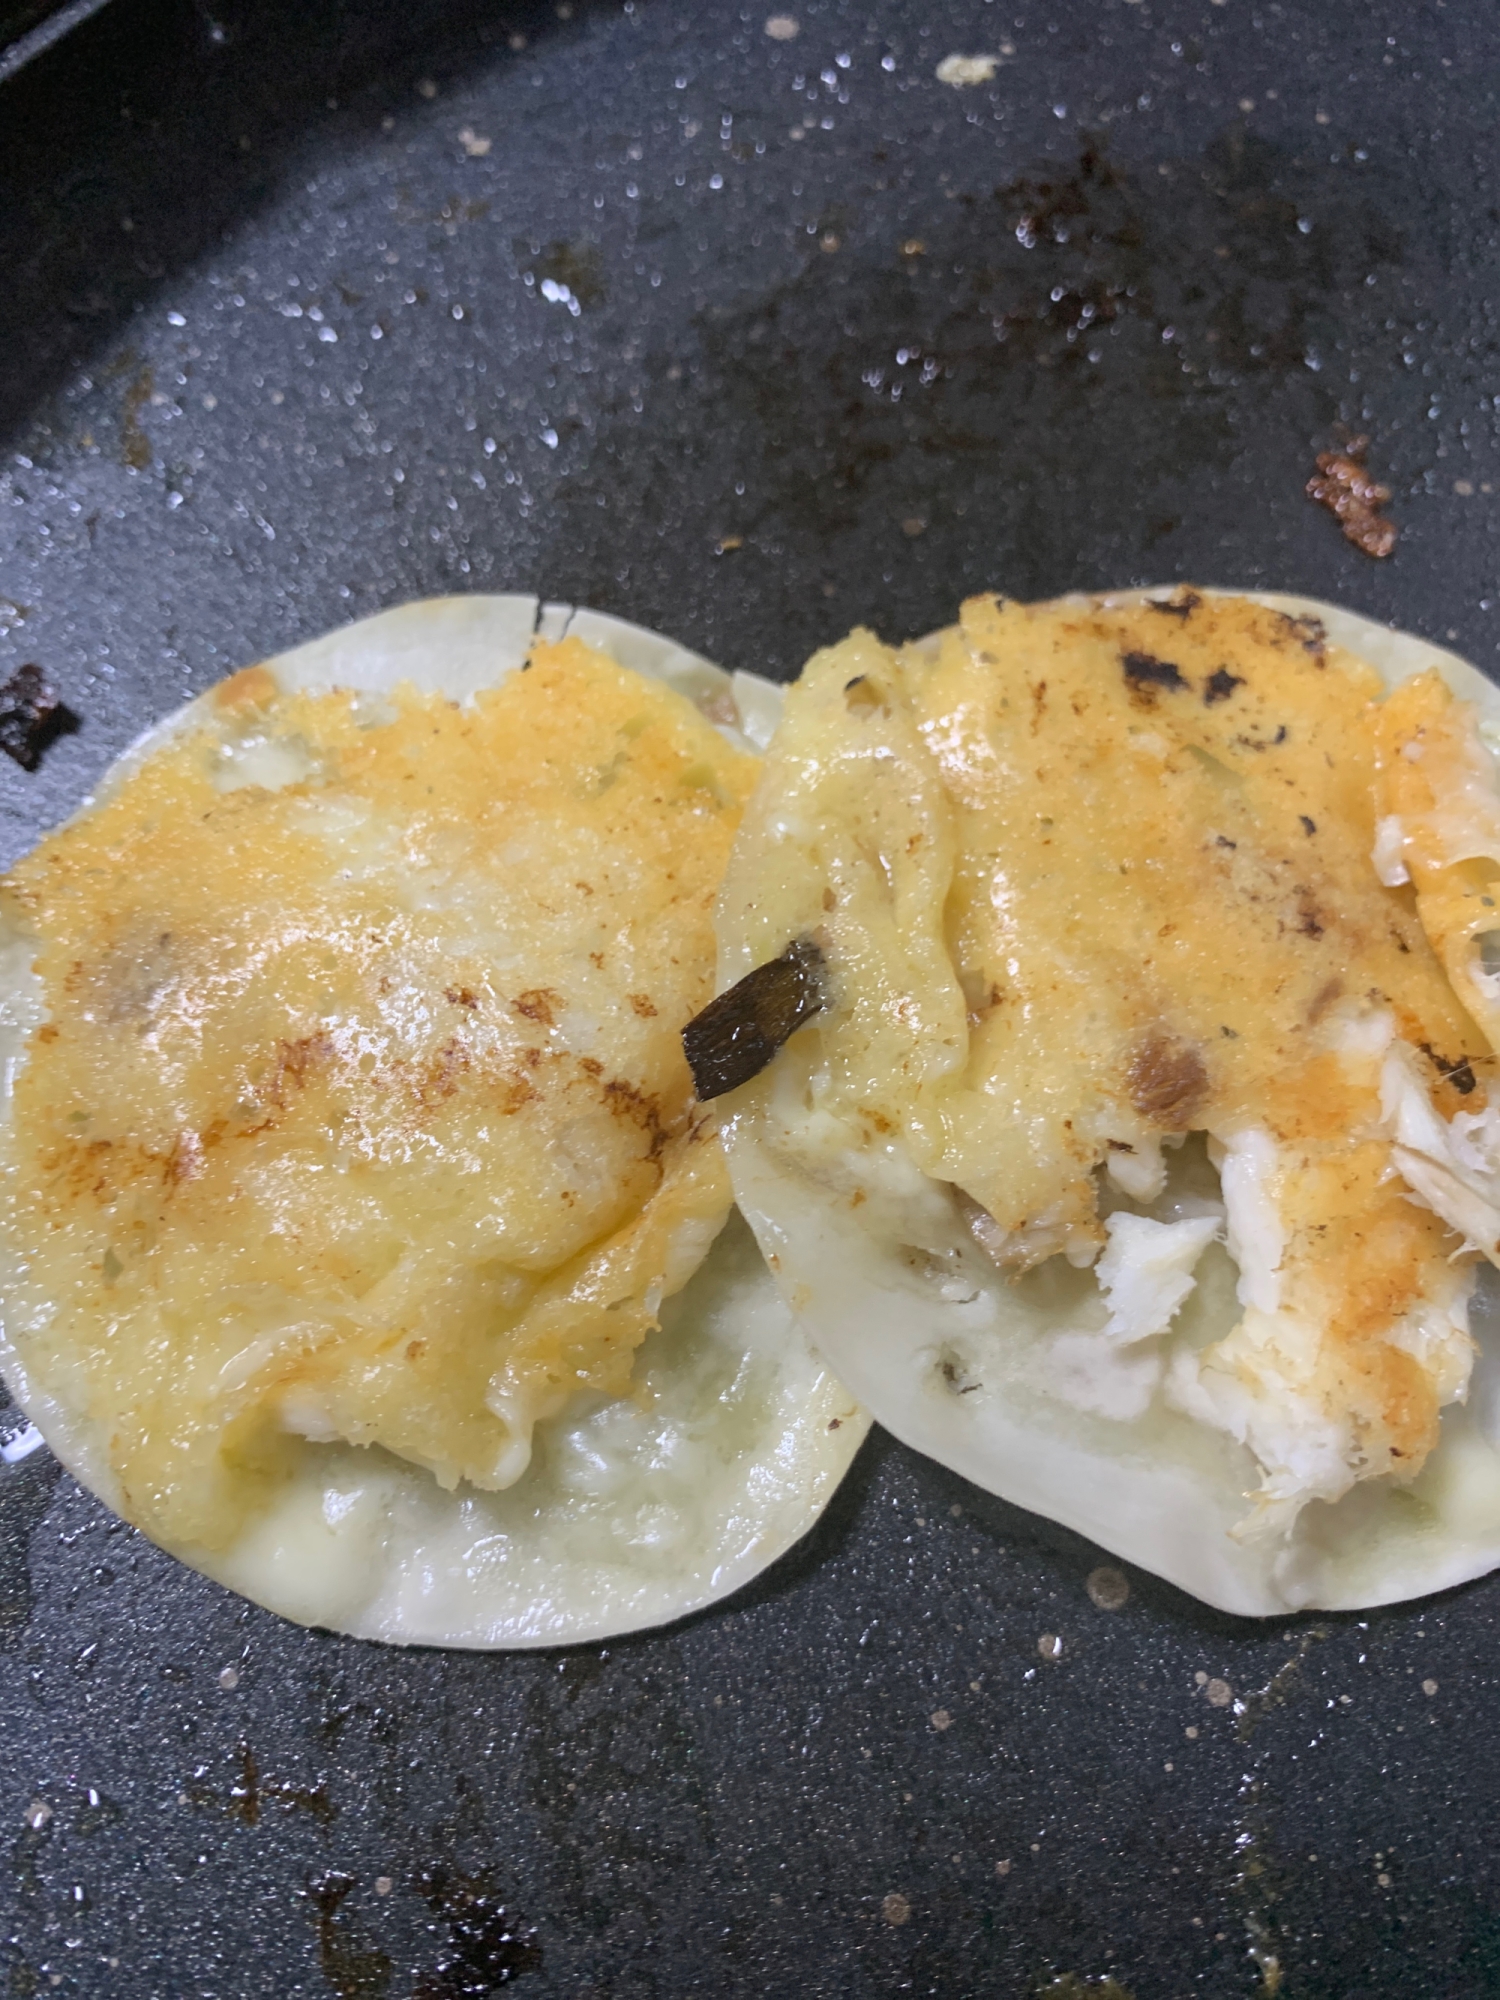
xmin=0 ymin=596 xmax=866 ymax=1648
xmin=715 ymin=589 xmax=1500 ymax=1617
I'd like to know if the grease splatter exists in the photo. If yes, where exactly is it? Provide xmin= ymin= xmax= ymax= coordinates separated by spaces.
xmin=414 ymin=1866 xmax=542 ymax=1995
xmin=309 ymin=1873 xmax=392 ymax=2000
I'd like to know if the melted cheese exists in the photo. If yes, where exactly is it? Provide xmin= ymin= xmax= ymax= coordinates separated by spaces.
xmin=1373 ymin=667 xmax=1500 ymax=1051
xmin=720 ymin=592 xmax=1487 ymax=1513
xmin=0 ymin=637 xmax=759 ymax=1552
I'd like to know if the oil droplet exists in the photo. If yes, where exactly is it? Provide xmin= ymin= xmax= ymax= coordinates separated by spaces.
xmin=881 ymin=1892 xmax=911 ymax=1926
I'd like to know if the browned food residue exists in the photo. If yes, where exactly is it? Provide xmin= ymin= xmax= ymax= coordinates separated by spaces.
xmin=1306 ymin=436 xmax=1398 ymax=558
xmin=120 ymin=364 xmax=154 ymax=469
xmin=414 ymin=1866 xmax=542 ymax=1995
xmin=189 ymin=1739 xmax=337 ymax=1826
xmin=309 ymin=1873 xmax=393 ymax=2000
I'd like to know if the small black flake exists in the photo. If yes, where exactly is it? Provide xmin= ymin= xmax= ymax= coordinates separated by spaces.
xmin=1121 ymin=650 xmax=1188 ymax=694
xmin=0 ymin=664 xmax=77 ymax=771
xmin=1300 ymin=815 xmax=1317 ymax=836
xmin=1203 ymin=667 xmax=1245 ymax=705
xmin=682 ymin=938 xmax=826 ymax=1100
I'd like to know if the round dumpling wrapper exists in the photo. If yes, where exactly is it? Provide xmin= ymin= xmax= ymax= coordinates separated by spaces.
xmin=0 ymin=595 xmax=866 ymax=1648
xmin=714 ymin=588 xmax=1500 ymax=1617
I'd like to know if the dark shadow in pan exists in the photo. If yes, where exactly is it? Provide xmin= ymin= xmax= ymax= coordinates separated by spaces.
xmin=0 ymin=0 xmax=611 ymax=452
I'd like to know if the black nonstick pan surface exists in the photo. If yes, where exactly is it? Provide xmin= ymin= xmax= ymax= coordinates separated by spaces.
xmin=3 ymin=2 xmax=1500 ymax=1993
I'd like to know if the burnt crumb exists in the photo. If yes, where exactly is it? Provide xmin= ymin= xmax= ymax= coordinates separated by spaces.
xmin=1214 ymin=834 xmax=1238 ymax=849
xmin=1127 ymin=1036 xmax=1208 ymax=1128
xmin=1419 ymin=1041 xmax=1478 ymax=1095
xmin=0 ymin=664 xmax=78 ymax=771
xmin=682 ymin=938 xmax=826 ymax=1101
xmin=1105 ymin=1137 xmax=1136 ymax=1153
xmin=1307 ymin=436 xmax=1399 ymax=559
xmin=1203 ymin=666 xmax=1245 ymax=705
xmin=1220 ymin=1025 xmax=1239 ymax=1038
xmin=1148 ymin=589 xmax=1202 ymax=621
xmin=1121 ymin=650 xmax=1188 ymax=697
xmin=414 ymin=1866 xmax=542 ymax=1995
xmin=1300 ymin=815 xmax=1317 ymax=836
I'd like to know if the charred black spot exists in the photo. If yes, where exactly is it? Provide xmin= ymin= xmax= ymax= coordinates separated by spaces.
xmin=1203 ymin=666 xmax=1245 ymax=705
xmin=1300 ymin=815 xmax=1317 ymax=836
xmin=1214 ymin=834 xmax=1237 ymax=849
xmin=0 ymin=664 xmax=78 ymax=771
xmin=1121 ymin=649 xmax=1188 ymax=695
xmin=1276 ymin=611 xmax=1329 ymax=656
xmin=682 ymin=938 xmax=826 ymax=1100
xmin=1420 ymin=1042 xmax=1478 ymax=1096
xmin=1148 ymin=590 xmax=1202 ymax=621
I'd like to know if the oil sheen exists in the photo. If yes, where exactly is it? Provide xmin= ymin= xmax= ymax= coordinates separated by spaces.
xmin=0 ymin=637 xmax=759 ymax=1551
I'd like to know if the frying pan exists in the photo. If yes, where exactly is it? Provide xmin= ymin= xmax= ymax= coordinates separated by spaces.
xmin=2 ymin=0 xmax=1498 ymax=1992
